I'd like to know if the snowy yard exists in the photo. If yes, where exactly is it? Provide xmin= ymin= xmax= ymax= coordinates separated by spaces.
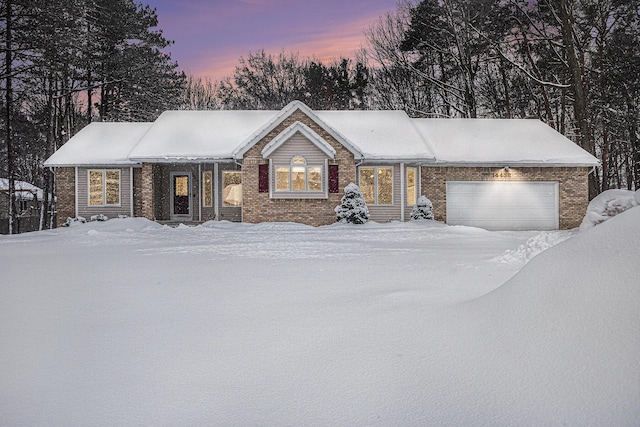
xmin=1 ymin=211 xmax=639 ymax=426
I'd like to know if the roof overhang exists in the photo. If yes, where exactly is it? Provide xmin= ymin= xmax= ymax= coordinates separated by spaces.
xmin=428 ymin=161 xmax=600 ymax=168
xmin=44 ymin=162 xmax=142 ymax=168
xmin=359 ymin=157 xmax=437 ymax=164
xmin=127 ymin=157 xmax=236 ymax=164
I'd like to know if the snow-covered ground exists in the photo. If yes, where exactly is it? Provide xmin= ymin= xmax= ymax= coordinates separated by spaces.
xmin=1 ymin=211 xmax=638 ymax=426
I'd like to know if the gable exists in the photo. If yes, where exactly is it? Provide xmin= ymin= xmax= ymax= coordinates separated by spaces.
xmin=233 ymin=101 xmax=363 ymax=160
xmin=261 ymin=121 xmax=336 ymax=159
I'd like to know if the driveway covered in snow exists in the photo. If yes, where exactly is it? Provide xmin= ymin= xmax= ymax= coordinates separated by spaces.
xmin=1 ymin=214 xmax=638 ymax=425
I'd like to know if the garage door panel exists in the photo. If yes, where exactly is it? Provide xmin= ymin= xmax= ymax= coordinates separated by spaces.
xmin=446 ymin=181 xmax=559 ymax=230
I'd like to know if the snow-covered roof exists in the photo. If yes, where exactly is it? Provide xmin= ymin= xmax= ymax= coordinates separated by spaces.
xmin=0 ymin=178 xmax=44 ymax=200
xmin=129 ymin=110 xmax=275 ymax=162
xmin=412 ymin=119 xmax=599 ymax=166
xmin=44 ymin=122 xmax=153 ymax=167
xmin=317 ymin=110 xmax=434 ymax=161
xmin=44 ymin=103 xmax=599 ymax=167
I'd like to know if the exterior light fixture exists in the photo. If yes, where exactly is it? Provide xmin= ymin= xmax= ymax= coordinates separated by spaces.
xmin=504 ymin=166 xmax=510 ymax=172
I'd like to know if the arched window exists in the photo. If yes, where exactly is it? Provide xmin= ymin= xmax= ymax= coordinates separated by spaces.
xmin=275 ymin=156 xmax=322 ymax=192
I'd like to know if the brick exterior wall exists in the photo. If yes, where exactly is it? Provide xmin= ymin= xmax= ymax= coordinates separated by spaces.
xmin=242 ymin=109 xmax=356 ymax=226
xmin=139 ymin=163 xmax=155 ymax=220
xmin=420 ymin=166 xmax=590 ymax=229
xmin=55 ymin=167 xmax=76 ymax=227
xmin=133 ymin=167 xmax=143 ymax=217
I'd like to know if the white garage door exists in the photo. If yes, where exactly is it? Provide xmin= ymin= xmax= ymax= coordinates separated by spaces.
xmin=446 ymin=181 xmax=559 ymax=230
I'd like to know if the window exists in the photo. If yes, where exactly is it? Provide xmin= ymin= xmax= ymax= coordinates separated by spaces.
xmin=89 ymin=169 xmax=120 ymax=206
xmin=275 ymin=156 xmax=322 ymax=192
xmin=359 ymin=166 xmax=393 ymax=205
xmin=407 ymin=167 xmax=417 ymax=206
xmin=222 ymin=171 xmax=242 ymax=206
xmin=19 ymin=199 xmax=30 ymax=213
xmin=202 ymin=171 xmax=213 ymax=207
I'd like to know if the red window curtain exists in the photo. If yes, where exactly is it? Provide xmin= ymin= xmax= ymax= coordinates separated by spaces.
xmin=258 ymin=164 xmax=269 ymax=193
xmin=329 ymin=165 xmax=339 ymax=193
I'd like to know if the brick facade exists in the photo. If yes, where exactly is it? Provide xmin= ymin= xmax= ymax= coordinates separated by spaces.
xmin=55 ymin=167 xmax=76 ymax=227
xmin=139 ymin=163 xmax=155 ymax=220
xmin=420 ymin=166 xmax=590 ymax=229
xmin=242 ymin=109 xmax=356 ymax=226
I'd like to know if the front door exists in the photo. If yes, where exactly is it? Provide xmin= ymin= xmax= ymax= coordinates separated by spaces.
xmin=171 ymin=173 xmax=191 ymax=218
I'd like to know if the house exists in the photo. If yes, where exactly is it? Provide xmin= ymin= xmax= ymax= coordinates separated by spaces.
xmin=0 ymin=178 xmax=44 ymax=234
xmin=44 ymin=101 xmax=599 ymax=230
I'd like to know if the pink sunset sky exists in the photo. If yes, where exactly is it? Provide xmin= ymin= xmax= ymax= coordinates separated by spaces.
xmin=145 ymin=0 xmax=399 ymax=81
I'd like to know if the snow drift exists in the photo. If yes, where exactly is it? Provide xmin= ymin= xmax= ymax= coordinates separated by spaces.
xmin=449 ymin=206 xmax=640 ymax=425
xmin=580 ymin=188 xmax=639 ymax=230
xmin=0 ymin=210 xmax=638 ymax=425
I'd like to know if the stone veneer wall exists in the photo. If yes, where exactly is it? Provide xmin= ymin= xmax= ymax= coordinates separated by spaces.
xmin=55 ymin=167 xmax=76 ymax=227
xmin=420 ymin=166 xmax=591 ymax=229
xmin=242 ymin=109 xmax=356 ymax=226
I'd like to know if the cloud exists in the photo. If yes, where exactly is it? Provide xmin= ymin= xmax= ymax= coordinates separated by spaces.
xmin=158 ymin=0 xmax=398 ymax=80
xmin=189 ymin=12 xmax=380 ymax=80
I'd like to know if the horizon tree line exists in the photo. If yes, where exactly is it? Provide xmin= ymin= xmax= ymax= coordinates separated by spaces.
xmin=2 ymin=0 xmax=638 ymax=233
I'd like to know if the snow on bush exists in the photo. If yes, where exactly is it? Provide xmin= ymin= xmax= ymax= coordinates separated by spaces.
xmin=90 ymin=214 xmax=109 ymax=222
xmin=63 ymin=216 xmax=86 ymax=227
xmin=335 ymin=182 xmax=370 ymax=224
xmin=579 ymin=188 xmax=638 ymax=231
xmin=410 ymin=195 xmax=434 ymax=220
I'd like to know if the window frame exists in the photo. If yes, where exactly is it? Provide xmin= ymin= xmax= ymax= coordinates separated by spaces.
xmin=406 ymin=166 xmax=418 ymax=206
xmin=87 ymin=168 xmax=121 ymax=207
xmin=358 ymin=166 xmax=394 ymax=206
xmin=222 ymin=170 xmax=243 ymax=207
xmin=274 ymin=155 xmax=323 ymax=193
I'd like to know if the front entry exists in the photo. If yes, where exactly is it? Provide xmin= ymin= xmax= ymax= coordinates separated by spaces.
xmin=171 ymin=172 xmax=192 ymax=219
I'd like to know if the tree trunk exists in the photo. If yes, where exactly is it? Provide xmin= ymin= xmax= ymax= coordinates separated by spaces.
xmin=5 ymin=0 xmax=15 ymax=234
xmin=558 ymin=0 xmax=598 ymax=196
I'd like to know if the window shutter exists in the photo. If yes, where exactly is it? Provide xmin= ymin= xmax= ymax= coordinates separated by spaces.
xmin=258 ymin=164 xmax=269 ymax=193
xmin=329 ymin=165 xmax=339 ymax=193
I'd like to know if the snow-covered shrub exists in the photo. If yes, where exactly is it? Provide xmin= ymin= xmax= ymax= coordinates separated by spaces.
xmin=580 ymin=189 xmax=638 ymax=231
xmin=64 ymin=216 xmax=86 ymax=227
xmin=411 ymin=195 xmax=434 ymax=220
xmin=90 ymin=214 xmax=109 ymax=222
xmin=335 ymin=182 xmax=370 ymax=224
xmin=117 ymin=214 xmax=129 ymax=219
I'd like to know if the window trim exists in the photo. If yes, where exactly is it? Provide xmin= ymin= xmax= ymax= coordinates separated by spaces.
xmin=222 ymin=170 xmax=243 ymax=207
xmin=406 ymin=166 xmax=418 ymax=206
xmin=274 ymin=155 xmax=324 ymax=194
xmin=87 ymin=168 xmax=121 ymax=207
xmin=358 ymin=166 xmax=394 ymax=206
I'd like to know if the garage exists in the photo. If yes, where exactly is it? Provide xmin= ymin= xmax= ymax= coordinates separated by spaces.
xmin=446 ymin=181 xmax=559 ymax=230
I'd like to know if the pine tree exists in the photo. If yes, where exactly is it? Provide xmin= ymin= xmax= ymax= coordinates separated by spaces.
xmin=411 ymin=195 xmax=434 ymax=220
xmin=335 ymin=183 xmax=370 ymax=224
